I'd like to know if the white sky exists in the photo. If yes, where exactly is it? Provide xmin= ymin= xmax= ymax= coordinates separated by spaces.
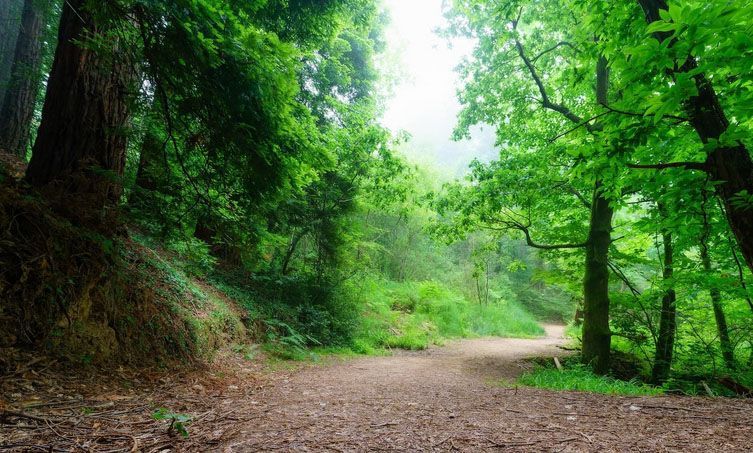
xmin=380 ymin=0 xmax=496 ymax=177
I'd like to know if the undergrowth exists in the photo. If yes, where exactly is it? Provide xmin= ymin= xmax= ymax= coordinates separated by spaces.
xmin=563 ymin=320 xmax=753 ymax=396
xmin=350 ymin=278 xmax=543 ymax=354
xmin=518 ymin=364 xmax=663 ymax=396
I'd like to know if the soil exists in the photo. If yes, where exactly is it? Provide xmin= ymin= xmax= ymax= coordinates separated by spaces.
xmin=2 ymin=325 xmax=753 ymax=452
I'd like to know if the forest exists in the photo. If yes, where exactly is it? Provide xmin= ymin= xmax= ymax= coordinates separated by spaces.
xmin=1 ymin=0 xmax=753 ymax=451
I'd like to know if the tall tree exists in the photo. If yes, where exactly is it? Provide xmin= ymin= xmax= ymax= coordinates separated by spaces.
xmin=0 ymin=0 xmax=23 ymax=105
xmin=651 ymin=224 xmax=676 ymax=383
xmin=25 ymin=0 xmax=133 ymax=211
xmin=0 ymin=0 xmax=45 ymax=157
xmin=633 ymin=0 xmax=753 ymax=274
xmin=446 ymin=7 xmax=616 ymax=373
xmin=700 ymin=189 xmax=735 ymax=370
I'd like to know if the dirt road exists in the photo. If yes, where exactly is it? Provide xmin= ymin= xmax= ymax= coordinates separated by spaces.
xmin=221 ymin=325 xmax=753 ymax=451
xmin=3 ymin=325 xmax=753 ymax=452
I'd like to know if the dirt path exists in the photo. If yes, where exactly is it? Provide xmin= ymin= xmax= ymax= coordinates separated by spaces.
xmin=221 ymin=325 xmax=753 ymax=451
xmin=3 ymin=326 xmax=753 ymax=451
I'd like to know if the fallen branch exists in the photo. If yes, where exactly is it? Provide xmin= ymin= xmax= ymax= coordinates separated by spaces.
xmin=0 ymin=411 xmax=57 ymax=425
xmin=370 ymin=421 xmax=400 ymax=428
xmin=486 ymin=436 xmax=579 ymax=448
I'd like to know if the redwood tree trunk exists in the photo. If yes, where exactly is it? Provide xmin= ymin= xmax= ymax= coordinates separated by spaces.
xmin=129 ymin=125 xmax=161 ymax=211
xmin=0 ymin=0 xmax=23 ymax=104
xmin=638 ymin=0 xmax=753 ymax=275
xmin=651 ymin=229 xmax=676 ymax=384
xmin=581 ymin=184 xmax=613 ymax=374
xmin=25 ymin=0 xmax=132 ymax=210
xmin=0 ymin=0 xmax=43 ymax=157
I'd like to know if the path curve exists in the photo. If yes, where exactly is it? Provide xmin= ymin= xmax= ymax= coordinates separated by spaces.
xmin=223 ymin=326 xmax=753 ymax=452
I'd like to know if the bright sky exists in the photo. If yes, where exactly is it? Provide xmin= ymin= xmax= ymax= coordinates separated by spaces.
xmin=380 ymin=0 xmax=496 ymax=177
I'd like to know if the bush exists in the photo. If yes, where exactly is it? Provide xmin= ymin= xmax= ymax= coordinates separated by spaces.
xmin=211 ymin=271 xmax=360 ymax=349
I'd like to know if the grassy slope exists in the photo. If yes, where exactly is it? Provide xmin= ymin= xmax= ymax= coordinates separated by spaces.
xmin=48 ymin=235 xmax=251 ymax=365
xmin=350 ymin=279 xmax=544 ymax=354
xmin=44 ymin=231 xmax=547 ymax=364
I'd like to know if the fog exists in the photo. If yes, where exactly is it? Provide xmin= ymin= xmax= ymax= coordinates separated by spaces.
xmin=380 ymin=0 xmax=497 ymax=178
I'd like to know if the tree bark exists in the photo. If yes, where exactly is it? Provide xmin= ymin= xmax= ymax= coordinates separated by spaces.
xmin=581 ymin=183 xmax=614 ymax=374
xmin=699 ymin=197 xmax=735 ymax=369
xmin=651 ymin=229 xmax=676 ymax=384
xmin=701 ymin=248 xmax=735 ymax=370
xmin=0 ymin=0 xmax=23 ymax=104
xmin=637 ymin=0 xmax=753 ymax=276
xmin=129 ymin=124 xmax=161 ymax=211
xmin=25 ymin=0 xmax=132 ymax=210
xmin=0 ymin=0 xmax=43 ymax=157
xmin=581 ymin=56 xmax=614 ymax=374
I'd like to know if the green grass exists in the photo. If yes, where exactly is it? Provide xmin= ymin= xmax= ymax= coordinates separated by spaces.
xmin=518 ymin=365 xmax=663 ymax=396
xmin=350 ymin=278 xmax=544 ymax=353
xmin=468 ymin=302 xmax=544 ymax=338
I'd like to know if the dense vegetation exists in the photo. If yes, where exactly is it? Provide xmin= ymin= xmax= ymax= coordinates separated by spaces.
xmin=439 ymin=0 xmax=753 ymax=391
xmin=1 ymin=0 xmax=753 ymax=397
xmin=0 ymin=0 xmax=564 ymax=365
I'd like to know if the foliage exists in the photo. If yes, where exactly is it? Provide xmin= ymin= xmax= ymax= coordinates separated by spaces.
xmin=350 ymin=278 xmax=544 ymax=352
xmin=439 ymin=0 xmax=753 ymax=383
xmin=152 ymin=408 xmax=192 ymax=438
xmin=519 ymin=365 xmax=663 ymax=396
xmin=13 ymin=0 xmax=753 ymax=398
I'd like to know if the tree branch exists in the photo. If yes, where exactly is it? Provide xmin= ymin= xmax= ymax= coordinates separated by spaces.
xmin=607 ymin=260 xmax=640 ymax=296
xmin=548 ymin=111 xmax=610 ymax=142
xmin=503 ymin=220 xmax=588 ymax=250
xmin=553 ymin=181 xmax=592 ymax=209
xmin=511 ymin=21 xmax=593 ymax=133
xmin=482 ymin=216 xmax=588 ymax=250
xmin=531 ymin=41 xmax=579 ymax=62
xmin=626 ymin=161 xmax=707 ymax=171
xmin=519 ymin=227 xmax=589 ymax=250
xmin=598 ymin=102 xmax=688 ymax=123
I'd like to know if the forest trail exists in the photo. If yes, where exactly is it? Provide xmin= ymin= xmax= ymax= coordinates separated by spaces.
xmin=3 ymin=326 xmax=753 ymax=451
xmin=222 ymin=325 xmax=753 ymax=451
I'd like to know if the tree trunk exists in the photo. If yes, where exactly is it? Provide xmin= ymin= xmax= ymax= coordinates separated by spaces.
xmin=25 ymin=0 xmax=132 ymax=211
xmin=699 ymin=206 xmax=735 ymax=370
xmin=703 ymin=253 xmax=735 ymax=370
xmin=0 ymin=0 xmax=43 ymax=157
xmin=281 ymin=228 xmax=308 ymax=275
xmin=651 ymin=229 xmax=676 ymax=384
xmin=638 ymin=0 xmax=753 ymax=276
xmin=0 ymin=0 xmax=23 ymax=104
xmin=581 ymin=56 xmax=614 ymax=375
xmin=129 ymin=124 xmax=161 ymax=211
xmin=581 ymin=184 xmax=614 ymax=374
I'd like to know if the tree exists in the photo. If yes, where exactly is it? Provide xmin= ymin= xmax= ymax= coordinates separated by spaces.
xmin=446 ymin=2 xmax=617 ymax=372
xmin=634 ymin=0 xmax=753 ymax=275
xmin=651 ymin=221 xmax=676 ymax=384
xmin=25 ymin=0 xmax=134 ymax=215
xmin=0 ymin=0 xmax=23 ymax=104
xmin=0 ymin=0 xmax=46 ymax=157
xmin=700 ymin=188 xmax=735 ymax=370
